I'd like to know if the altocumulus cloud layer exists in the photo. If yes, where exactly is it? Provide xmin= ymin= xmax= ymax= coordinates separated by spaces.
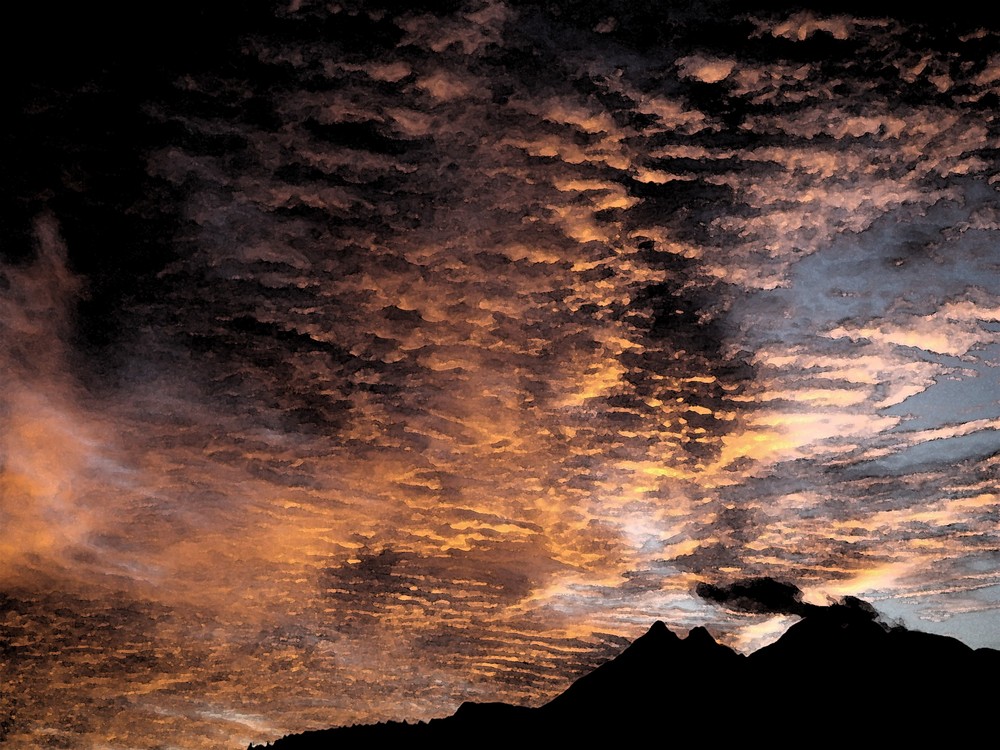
xmin=3 ymin=1 xmax=1000 ymax=746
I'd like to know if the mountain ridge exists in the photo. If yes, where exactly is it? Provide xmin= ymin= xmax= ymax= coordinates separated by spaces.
xmin=249 ymin=591 xmax=999 ymax=747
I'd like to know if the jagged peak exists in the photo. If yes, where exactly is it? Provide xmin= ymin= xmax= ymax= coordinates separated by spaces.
xmin=636 ymin=619 xmax=681 ymax=645
xmin=685 ymin=625 xmax=716 ymax=645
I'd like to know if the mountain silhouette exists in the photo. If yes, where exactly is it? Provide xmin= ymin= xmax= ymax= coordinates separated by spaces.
xmin=249 ymin=584 xmax=998 ymax=747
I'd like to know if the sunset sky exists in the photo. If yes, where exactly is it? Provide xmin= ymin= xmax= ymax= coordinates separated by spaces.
xmin=3 ymin=2 xmax=1000 ymax=747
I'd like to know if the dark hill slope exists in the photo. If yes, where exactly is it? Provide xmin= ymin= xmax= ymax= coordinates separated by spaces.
xmin=250 ymin=597 xmax=999 ymax=747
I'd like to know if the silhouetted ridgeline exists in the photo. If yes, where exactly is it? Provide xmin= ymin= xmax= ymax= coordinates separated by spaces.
xmin=249 ymin=589 xmax=999 ymax=747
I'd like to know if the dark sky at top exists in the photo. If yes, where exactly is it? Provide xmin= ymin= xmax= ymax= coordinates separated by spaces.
xmin=3 ymin=2 xmax=1000 ymax=747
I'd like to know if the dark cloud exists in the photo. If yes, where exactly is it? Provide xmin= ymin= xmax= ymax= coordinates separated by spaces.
xmin=697 ymin=577 xmax=889 ymax=627
xmin=696 ymin=577 xmax=814 ymax=615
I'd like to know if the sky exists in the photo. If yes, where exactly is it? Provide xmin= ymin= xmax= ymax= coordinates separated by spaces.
xmin=3 ymin=1 xmax=1000 ymax=747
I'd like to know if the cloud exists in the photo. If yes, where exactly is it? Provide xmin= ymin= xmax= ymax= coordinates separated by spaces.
xmin=676 ymin=55 xmax=736 ymax=84
xmin=758 ymin=11 xmax=855 ymax=42
xmin=12 ymin=3 xmax=1000 ymax=745
xmin=0 ymin=215 xmax=127 ymax=579
xmin=696 ymin=577 xmax=814 ymax=616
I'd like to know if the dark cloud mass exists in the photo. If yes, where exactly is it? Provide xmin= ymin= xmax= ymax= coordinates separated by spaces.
xmin=3 ymin=1 xmax=1000 ymax=747
xmin=696 ymin=577 xmax=814 ymax=615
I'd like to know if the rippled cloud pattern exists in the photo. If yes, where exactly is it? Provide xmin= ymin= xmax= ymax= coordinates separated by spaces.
xmin=3 ymin=2 xmax=1000 ymax=747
